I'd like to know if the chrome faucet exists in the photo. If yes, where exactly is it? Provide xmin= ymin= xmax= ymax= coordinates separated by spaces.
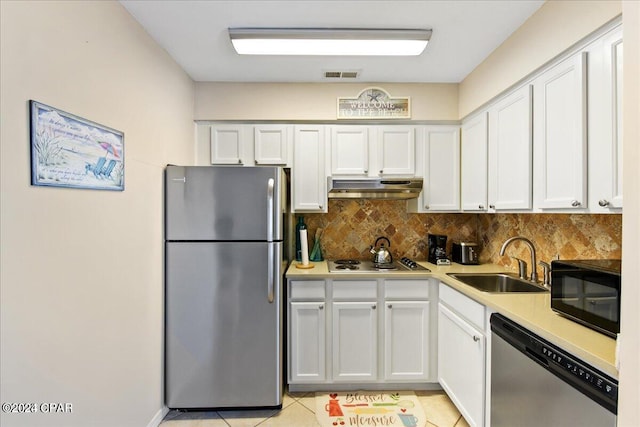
xmin=499 ymin=236 xmax=538 ymax=283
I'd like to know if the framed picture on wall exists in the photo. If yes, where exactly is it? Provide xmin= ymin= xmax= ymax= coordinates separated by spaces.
xmin=29 ymin=100 xmax=124 ymax=191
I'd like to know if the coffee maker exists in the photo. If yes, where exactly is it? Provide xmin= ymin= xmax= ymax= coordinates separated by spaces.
xmin=428 ymin=234 xmax=448 ymax=264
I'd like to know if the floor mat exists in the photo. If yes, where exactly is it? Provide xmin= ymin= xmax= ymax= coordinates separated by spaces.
xmin=315 ymin=391 xmax=426 ymax=427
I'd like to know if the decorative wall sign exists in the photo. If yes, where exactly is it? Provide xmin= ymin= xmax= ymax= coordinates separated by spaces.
xmin=337 ymin=87 xmax=410 ymax=119
xmin=30 ymin=100 xmax=124 ymax=191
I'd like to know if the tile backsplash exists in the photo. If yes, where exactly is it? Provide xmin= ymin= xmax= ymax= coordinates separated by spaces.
xmin=299 ymin=200 xmax=623 ymax=277
xmin=301 ymin=200 xmax=477 ymax=260
xmin=479 ymin=213 xmax=622 ymax=277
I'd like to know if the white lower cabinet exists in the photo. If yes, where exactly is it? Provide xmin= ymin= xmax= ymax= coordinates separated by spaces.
xmin=290 ymin=302 xmax=326 ymax=383
xmin=332 ymin=301 xmax=378 ymax=382
xmin=438 ymin=283 xmax=487 ymax=427
xmin=288 ymin=278 xmax=435 ymax=387
xmin=384 ymin=301 xmax=430 ymax=381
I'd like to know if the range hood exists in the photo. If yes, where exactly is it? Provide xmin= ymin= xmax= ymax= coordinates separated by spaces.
xmin=328 ymin=177 xmax=423 ymax=200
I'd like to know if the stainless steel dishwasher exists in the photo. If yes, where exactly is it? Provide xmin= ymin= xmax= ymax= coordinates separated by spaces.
xmin=490 ymin=313 xmax=617 ymax=427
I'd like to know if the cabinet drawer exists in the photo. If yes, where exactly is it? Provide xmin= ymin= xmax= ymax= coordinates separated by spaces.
xmin=290 ymin=280 xmax=325 ymax=300
xmin=333 ymin=280 xmax=377 ymax=299
xmin=439 ymin=283 xmax=485 ymax=331
xmin=384 ymin=280 xmax=429 ymax=299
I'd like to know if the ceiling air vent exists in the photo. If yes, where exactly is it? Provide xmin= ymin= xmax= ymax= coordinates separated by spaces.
xmin=323 ymin=70 xmax=360 ymax=79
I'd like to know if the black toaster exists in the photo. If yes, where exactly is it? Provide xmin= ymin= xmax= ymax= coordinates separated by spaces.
xmin=451 ymin=242 xmax=479 ymax=265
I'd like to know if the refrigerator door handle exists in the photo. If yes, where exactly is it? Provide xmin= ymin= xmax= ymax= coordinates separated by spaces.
xmin=267 ymin=178 xmax=275 ymax=242
xmin=267 ymin=244 xmax=275 ymax=303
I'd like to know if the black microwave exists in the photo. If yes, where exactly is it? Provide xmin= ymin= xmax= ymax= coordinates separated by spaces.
xmin=551 ymin=259 xmax=621 ymax=338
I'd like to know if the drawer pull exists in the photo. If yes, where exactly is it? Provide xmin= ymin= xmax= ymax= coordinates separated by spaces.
xmin=387 ymin=304 xmax=393 ymax=309
xmin=473 ymin=335 xmax=480 ymax=342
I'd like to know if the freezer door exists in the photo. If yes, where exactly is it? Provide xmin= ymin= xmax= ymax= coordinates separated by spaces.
xmin=165 ymin=241 xmax=283 ymax=409
xmin=166 ymin=166 xmax=284 ymax=241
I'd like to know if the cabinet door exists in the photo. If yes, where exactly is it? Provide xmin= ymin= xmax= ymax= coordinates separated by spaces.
xmin=488 ymin=85 xmax=533 ymax=210
xmin=461 ymin=113 xmax=488 ymax=211
xmin=438 ymin=303 xmax=485 ymax=427
xmin=254 ymin=125 xmax=290 ymax=165
xmin=330 ymin=126 xmax=370 ymax=176
xmin=384 ymin=301 xmax=430 ymax=381
xmin=376 ymin=126 xmax=416 ymax=176
xmin=533 ymin=53 xmax=588 ymax=210
xmin=289 ymin=302 xmax=326 ymax=383
xmin=589 ymin=27 xmax=623 ymax=211
xmin=293 ymin=126 xmax=327 ymax=212
xmin=210 ymin=125 xmax=247 ymax=165
xmin=422 ymin=126 xmax=460 ymax=211
xmin=332 ymin=302 xmax=377 ymax=382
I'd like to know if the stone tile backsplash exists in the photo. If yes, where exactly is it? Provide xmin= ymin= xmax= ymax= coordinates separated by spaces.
xmin=301 ymin=200 xmax=477 ymax=260
xmin=479 ymin=213 xmax=622 ymax=277
xmin=299 ymin=200 xmax=623 ymax=278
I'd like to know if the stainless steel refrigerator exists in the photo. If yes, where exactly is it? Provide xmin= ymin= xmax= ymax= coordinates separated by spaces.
xmin=165 ymin=165 xmax=289 ymax=409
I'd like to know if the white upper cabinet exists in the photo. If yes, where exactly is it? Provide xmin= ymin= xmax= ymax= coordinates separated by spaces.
xmin=210 ymin=125 xmax=248 ymax=165
xmin=588 ymin=26 xmax=623 ymax=211
xmin=410 ymin=126 xmax=460 ymax=212
xmin=330 ymin=125 xmax=416 ymax=177
xmin=376 ymin=126 xmax=416 ymax=176
xmin=210 ymin=124 xmax=290 ymax=166
xmin=292 ymin=125 xmax=327 ymax=212
xmin=461 ymin=113 xmax=488 ymax=211
xmin=533 ymin=52 xmax=588 ymax=210
xmin=254 ymin=125 xmax=291 ymax=165
xmin=330 ymin=126 xmax=370 ymax=176
xmin=488 ymin=85 xmax=533 ymax=211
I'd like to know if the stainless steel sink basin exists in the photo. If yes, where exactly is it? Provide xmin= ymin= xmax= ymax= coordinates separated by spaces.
xmin=447 ymin=273 xmax=548 ymax=293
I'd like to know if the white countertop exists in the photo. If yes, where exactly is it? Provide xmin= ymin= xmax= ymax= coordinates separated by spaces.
xmin=286 ymin=260 xmax=618 ymax=379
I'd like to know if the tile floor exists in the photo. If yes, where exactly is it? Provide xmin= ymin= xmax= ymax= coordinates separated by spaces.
xmin=161 ymin=390 xmax=470 ymax=427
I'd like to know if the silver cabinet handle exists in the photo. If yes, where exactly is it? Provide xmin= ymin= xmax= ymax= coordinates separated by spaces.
xmin=571 ymin=200 xmax=581 ymax=207
xmin=387 ymin=304 xmax=393 ymax=309
xmin=599 ymin=199 xmax=610 ymax=207
xmin=319 ymin=304 xmax=324 ymax=310
xmin=478 ymin=204 xmax=484 ymax=209
xmin=364 ymin=169 xmax=368 ymax=174
xmin=372 ymin=304 xmax=377 ymax=310
xmin=489 ymin=204 xmax=495 ymax=209
xmin=424 ymin=205 xmax=430 ymax=210
xmin=380 ymin=170 xmax=384 ymax=175
xmin=473 ymin=336 xmax=480 ymax=342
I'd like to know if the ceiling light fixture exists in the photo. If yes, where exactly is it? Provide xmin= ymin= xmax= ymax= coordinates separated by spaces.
xmin=228 ymin=28 xmax=432 ymax=56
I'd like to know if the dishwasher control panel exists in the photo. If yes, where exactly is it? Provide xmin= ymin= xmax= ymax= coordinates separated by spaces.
xmin=491 ymin=313 xmax=618 ymax=414
xmin=541 ymin=345 xmax=618 ymax=402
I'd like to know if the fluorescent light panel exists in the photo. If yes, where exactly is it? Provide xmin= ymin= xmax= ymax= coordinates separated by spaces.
xmin=229 ymin=28 xmax=432 ymax=56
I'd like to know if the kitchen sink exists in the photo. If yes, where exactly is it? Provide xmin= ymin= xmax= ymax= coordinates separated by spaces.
xmin=447 ymin=273 xmax=548 ymax=293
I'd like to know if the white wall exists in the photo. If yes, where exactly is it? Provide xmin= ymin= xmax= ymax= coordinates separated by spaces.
xmin=0 ymin=1 xmax=194 ymax=426
xmin=459 ymin=0 xmax=622 ymax=117
xmin=619 ymin=2 xmax=640 ymax=426
xmin=195 ymin=82 xmax=458 ymax=121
